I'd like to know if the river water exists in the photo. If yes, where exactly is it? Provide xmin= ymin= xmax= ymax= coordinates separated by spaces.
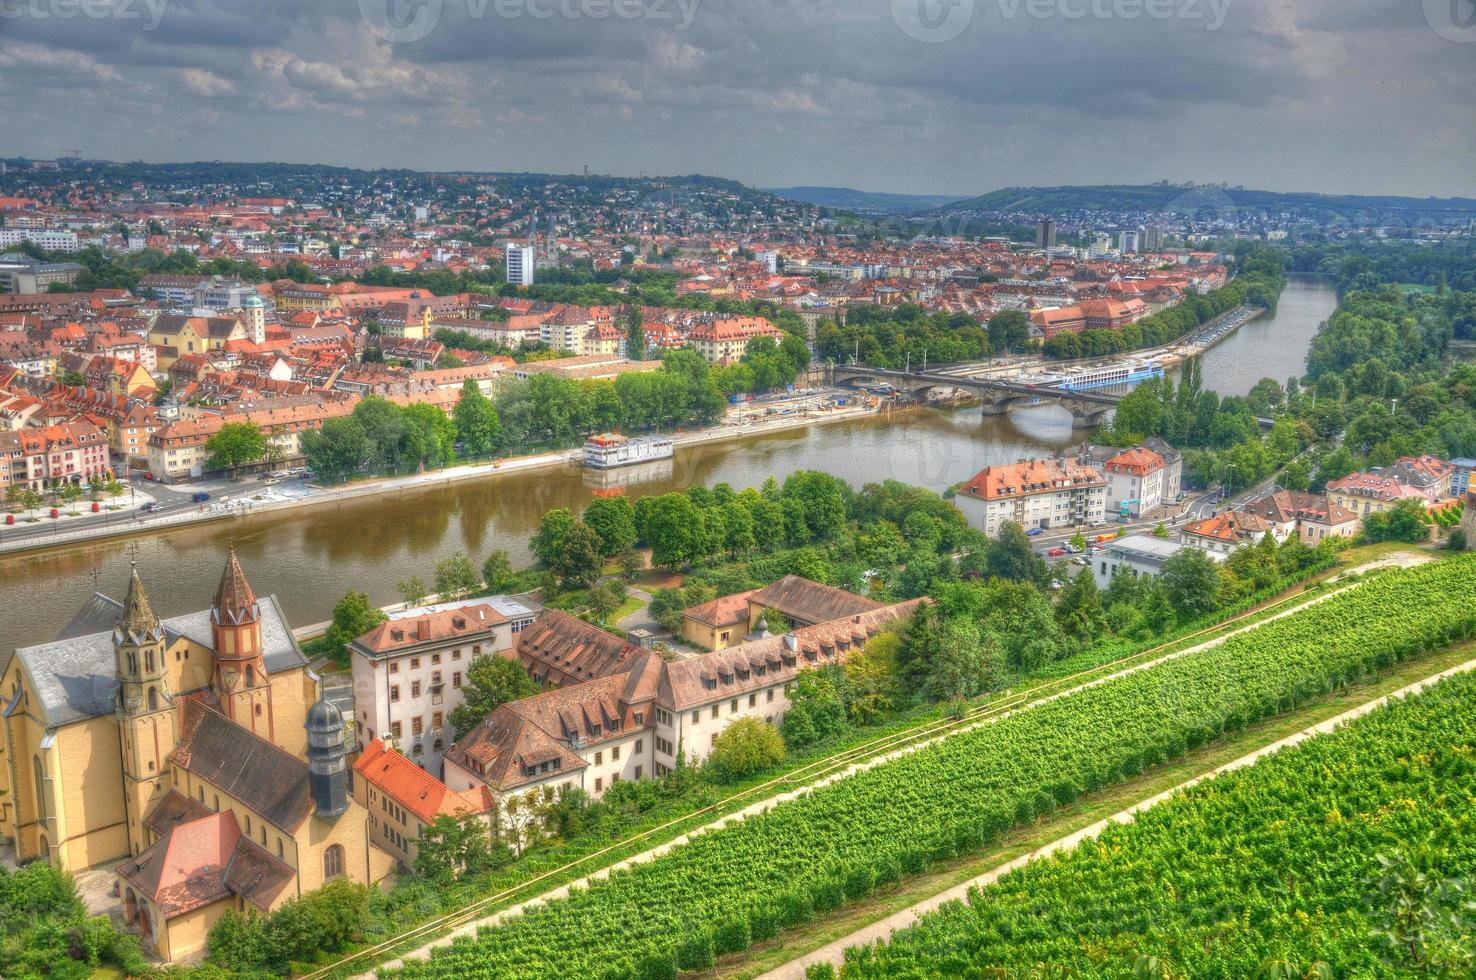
xmin=0 ymin=276 xmax=1337 ymax=654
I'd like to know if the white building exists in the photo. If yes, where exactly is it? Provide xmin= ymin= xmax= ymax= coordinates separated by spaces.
xmin=349 ymin=596 xmax=539 ymax=777
xmin=505 ymin=243 xmax=536 ymax=287
xmin=1118 ymin=229 xmax=1142 ymax=255
xmin=953 ymin=459 xmax=1108 ymax=537
xmin=756 ymin=250 xmax=780 ymax=274
xmin=1092 ymin=533 xmax=1213 ymax=589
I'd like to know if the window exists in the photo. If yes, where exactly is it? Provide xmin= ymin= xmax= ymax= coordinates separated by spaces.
xmin=635 ymin=739 xmax=644 ymax=753
xmin=323 ymin=844 xmax=345 ymax=880
xmin=389 ymin=662 xmax=399 ymax=674
xmin=411 ymin=681 xmax=421 ymax=698
xmin=711 ymin=706 xmax=719 ymax=720
xmin=655 ymin=736 xmax=673 ymax=755
xmin=611 ymin=746 xmax=621 ymax=761
xmin=390 ymin=721 xmax=402 ymax=740
xmin=432 ymin=712 xmax=443 ymax=730
xmin=634 ymin=712 xmax=644 ymax=725
xmin=594 ymin=752 xmax=603 ymax=766
xmin=32 ymin=756 xmax=46 ymax=821
xmin=748 ymin=694 xmax=757 ymax=707
xmin=635 ymin=765 xmax=643 ymax=779
xmin=655 ymin=708 xmax=672 ymax=726
xmin=412 ymin=717 xmax=424 ymax=736
xmin=431 ymin=653 xmax=441 ymax=665
xmin=690 ymin=711 xmax=699 ymax=725
xmin=410 ymin=658 xmax=420 ymax=670
xmin=595 ymin=778 xmax=603 ymax=793
xmin=390 ymin=685 xmax=400 ymax=703
xmin=730 ymin=699 xmax=738 ymax=713
xmin=767 ymin=690 xmax=775 ymax=703
xmin=453 ymin=672 xmax=462 ymax=688
xmin=454 ymin=649 xmax=463 ymax=660
xmin=471 ymin=645 xmax=481 ymax=656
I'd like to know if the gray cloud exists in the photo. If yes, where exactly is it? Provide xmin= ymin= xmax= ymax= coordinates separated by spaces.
xmin=0 ymin=0 xmax=1471 ymax=196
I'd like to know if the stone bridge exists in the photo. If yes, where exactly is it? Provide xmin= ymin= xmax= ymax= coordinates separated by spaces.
xmin=834 ymin=365 xmax=1121 ymax=429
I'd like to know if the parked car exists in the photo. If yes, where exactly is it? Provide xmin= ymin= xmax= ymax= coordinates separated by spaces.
xmin=1026 ymin=527 xmax=1045 ymax=537
xmin=192 ymin=492 xmax=211 ymax=503
xmin=1089 ymin=520 xmax=1107 ymax=528
xmin=300 ymin=470 xmax=316 ymax=480
xmin=263 ymin=478 xmax=281 ymax=487
xmin=1047 ymin=547 xmax=1067 ymax=558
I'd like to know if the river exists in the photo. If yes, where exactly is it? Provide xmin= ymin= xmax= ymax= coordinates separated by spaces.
xmin=0 ymin=276 xmax=1338 ymax=655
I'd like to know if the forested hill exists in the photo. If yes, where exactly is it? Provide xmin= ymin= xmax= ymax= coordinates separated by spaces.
xmin=938 ymin=184 xmax=1476 ymax=221
xmin=765 ymin=186 xmax=970 ymax=214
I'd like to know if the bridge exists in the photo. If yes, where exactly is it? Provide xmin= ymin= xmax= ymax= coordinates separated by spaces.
xmin=833 ymin=365 xmax=1123 ymax=429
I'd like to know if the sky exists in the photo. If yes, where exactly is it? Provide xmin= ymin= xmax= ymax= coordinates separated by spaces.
xmin=1 ymin=0 xmax=1473 ymax=198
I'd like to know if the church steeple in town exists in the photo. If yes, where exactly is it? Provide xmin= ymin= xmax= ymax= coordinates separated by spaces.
xmin=113 ymin=560 xmax=176 ymax=856
xmin=209 ymin=546 xmax=272 ymax=735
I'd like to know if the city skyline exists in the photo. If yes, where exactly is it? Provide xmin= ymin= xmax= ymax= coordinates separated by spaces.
xmin=1 ymin=0 xmax=1473 ymax=198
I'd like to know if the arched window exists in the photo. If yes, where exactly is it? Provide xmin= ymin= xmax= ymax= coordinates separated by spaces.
xmin=32 ymin=756 xmax=46 ymax=821
xmin=147 ymin=687 xmax=159 ymax=711
xmin=246 ymin=665 xmax=256 ymax=687
xmin=145 ymin=650 xmax=154 ymax=672
xmin=127 ymin=652 xmax=137 ymax=674
xmin=323 ymin=844 xmax=345 ymax=880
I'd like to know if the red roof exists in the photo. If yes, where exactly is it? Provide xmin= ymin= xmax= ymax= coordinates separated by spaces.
xmin=354 ymin=739 xmax=491 ymax=824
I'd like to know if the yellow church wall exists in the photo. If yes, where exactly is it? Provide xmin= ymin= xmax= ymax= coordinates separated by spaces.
xmin=54 ymin=718 xmax=129 ymax=871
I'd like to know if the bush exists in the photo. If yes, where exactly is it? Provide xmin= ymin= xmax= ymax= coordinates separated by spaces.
xmin=714 ymin=914 xmax=753 ymax=955
xmin=674 ymin=929 xmax=715 ymax=971
xmin=706 ymin=717 xmax=786 ymax=782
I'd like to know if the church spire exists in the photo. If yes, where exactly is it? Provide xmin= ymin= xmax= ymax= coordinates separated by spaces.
xmin=119 ymin=563 xmax=162 ymax=643
xmin=212 ymin=545 xmax=259 ymax=626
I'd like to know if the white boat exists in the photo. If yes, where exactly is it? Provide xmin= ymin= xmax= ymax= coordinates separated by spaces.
xmin=582 ymin=433 xmax=676 ymax=470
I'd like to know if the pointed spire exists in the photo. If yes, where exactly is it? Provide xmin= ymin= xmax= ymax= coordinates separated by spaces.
xmin=119 ymin=563 xmax=160 ymax=640
xmin=213 ymin=545 xmax=258 ymax=626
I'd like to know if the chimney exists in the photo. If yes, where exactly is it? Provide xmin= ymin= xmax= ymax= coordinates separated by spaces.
xmin=417 ymin=618 xmax=429 ymax=641
xmin=783 ymin=633 xmax=799 ymax=652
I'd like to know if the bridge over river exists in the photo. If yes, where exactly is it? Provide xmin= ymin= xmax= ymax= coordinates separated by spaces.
xmin=833 ymin=365 xmax=1124 ymax=428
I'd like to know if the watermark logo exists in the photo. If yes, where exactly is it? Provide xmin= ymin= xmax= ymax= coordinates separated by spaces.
xmin=1424 ymin=0 xmax=1476 ymax=43
xmin=360 ymin=0 xmax=702 ymax=44
xmin=891 ymin=0 xmax=976 ymax=43
xmin=892 ymin=0 xmax=1234 ymax=43
xmin=0 ymin=0 xmax=169 ymax=31
xmin=360 ymin=0 xmax=443 ymax=44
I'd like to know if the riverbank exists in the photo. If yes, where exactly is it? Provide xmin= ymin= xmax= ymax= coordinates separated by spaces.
xmin=0 ymin=397 xmax=887 ymax=560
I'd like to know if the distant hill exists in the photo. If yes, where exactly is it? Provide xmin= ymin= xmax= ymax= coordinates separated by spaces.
xmin=766 ymin=186 xmax=970 ymax=214
xmin=939 ymin=184 xmax=1476 ymax=220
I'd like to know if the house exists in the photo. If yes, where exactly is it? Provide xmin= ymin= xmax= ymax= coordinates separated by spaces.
xmin=680 ymin=576 xmax=883 ymax=651
xmin=442 ymin=586 xmax=922 ymax=833
xmin=0 ymin=420 xmax=111 ymax=492
xmin=1179 ymin=511 xmax=1273 ymax=556
xmin=352 ymin=739 xmax=494 ymax=869
xmin=1237 ymin=491 xmax=1361 ymax=546
xmin=148 ymin=315 xmax=247 ymax=370
xmin=1092 ymin=533 xmax=1217 ymax=589
xmin=686 ymin=316 xmax=783 ymax=364
xmin=1100 ymin=446 xmax=1171 ymax=519
xmin=954 ymin=458 xmax=1107 ymax=536
xmin=349 ymin=597 xmax=537 ymax=776
xmin=1326 ymin=456 xmax=1454 ymax=517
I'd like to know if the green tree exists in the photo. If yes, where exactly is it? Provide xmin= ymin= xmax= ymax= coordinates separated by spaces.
xmin=1160 ymin=548 xmax=1223 ymax=619
xmin=324 ymin=590 xmax=386 ymax=658
xmin=706 ymin=718 xmax=785 ymax=782
xmin=1362 ymin=499 xmax=1431 ymax=544
xmin=552 ymin=521 xmax=604 ymax=589
xmin=482 ymin=549 xmax=514 ymax=593
xmin=413 ymin=813 xmax=504 ymax=885
xmin=779 ymin=666 xmax=848 ymax=748
xmin=397 ymin=574 xmax=428 ymax=607
xmin=204 ymin=422 xmax=268 ymax=471
xmin=986 ymin=522 xmax=1045 ymax=583
xmin=1055 ymin=569 xmax=1106 ymax=643
xmin=434 ymin=551 xmax=481 ymax=600
xmin=301 ymin=417 xmax=369 ymax=484
xmin=352 ymin=397 xmax=406 ymax=472
xmin=453 ymin=379 xmax=502 ymax=457
xmin=641 ymin=492 xmax=701 ymax=570
xmin=584 ymin=495 xmax=638 ymax=557
xmin=401 ymin=402 xmax=457 ymax=470
xmin=450 ymin=654 xmax=541 ymax=738
xmin=531 ymin=508 xmax=577 ymax=567
xmin=842 ymin=629 xmax=903 ymax=724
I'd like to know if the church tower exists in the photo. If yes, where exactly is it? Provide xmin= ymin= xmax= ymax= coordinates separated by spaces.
xmin=114 ymin=565 xmax=176 ymax=855
xmin=305 ymin=697 xmax=349 ymax=819
xmin=209 ymin=547 xmax=273 ymax=740
xmin=240 ymin=293 xmax=266 ymax=345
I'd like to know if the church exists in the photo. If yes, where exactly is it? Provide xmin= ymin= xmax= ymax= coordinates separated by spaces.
xmin=0 ymin=550 xmax=395 ymax=960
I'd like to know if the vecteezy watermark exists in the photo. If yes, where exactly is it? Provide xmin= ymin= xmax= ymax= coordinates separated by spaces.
xmin=0 ymin=0 xmax=169 ymax=31
xmin=892 ymin=0 xmax=1234 ymax=43
xmin=1424 ymin=0 xmax=1476 ymax=43
xmin=360 ymin=0 xmax=701 ymax=44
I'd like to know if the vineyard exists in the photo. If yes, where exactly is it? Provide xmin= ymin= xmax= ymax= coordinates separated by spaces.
xmin=836 ymin=668 xmax=1476 ymax=977
xmin=388 ymin=556 xmax=1476 ymax=980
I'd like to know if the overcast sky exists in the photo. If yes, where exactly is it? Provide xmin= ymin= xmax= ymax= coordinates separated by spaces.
xmin=2 ymin=0 xmax=1473 ymax=197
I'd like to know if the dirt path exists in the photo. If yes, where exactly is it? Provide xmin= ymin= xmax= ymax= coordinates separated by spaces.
xmin=755 ymin=653 xmax=1476 ymax=980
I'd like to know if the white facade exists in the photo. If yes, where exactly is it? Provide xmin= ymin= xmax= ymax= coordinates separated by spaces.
xmin=0 ymin=228 xmax=79 ymax=253
xmin=505 ymin=244 xmax=536 ymax=286
xmin=1092 ymin=534 xmax=1203 ymax=589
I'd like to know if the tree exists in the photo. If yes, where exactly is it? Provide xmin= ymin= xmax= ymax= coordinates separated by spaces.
xmin=987 ymin=522 xmax=1045 ymax=583
xmin=324 ymin=591 xmax=387 ymax=658
xmin=302 ymin=417 xmax=369 ymax=484
xmin=583 ymin=495 xmax=638 ymax=557
xmin=453 ymin=379 xmax=502 ymax=457
xmin=706 ymin=718 xmax=785 ymax=782
xmin=779 ymin=666 xmax=849 ymax=749
xmin=352 ymin=397 xmax=406 ymax=472
xmin=1055 ymin=569 xmax=1106 ymax=643
xmin=413 ymin=813 xmax=504 ymax=885
xmin=782 ymin=471 xmax=848 ymax=541
xmin=434 ymin=551 xmax=481 ymax=601
xmin=641 ymin=492 xmax=701 ymax=570
xmin=450 ymin=654 xmax=541 ymax=739
xmin=1362 ymin=499 xmax=1431 ymax=544
xmin=481 ymin=549 xmax=514 ymax=593
xmin=551 ymin=521 xmax=604 ymax=589
xmin=531 ymin=508 xmax=577 ymax=567
xmin=586 ymin=580 xmax=625 ymax=624
xmin=205 ymin=422 xmax=268 ymax=471
xmin=401 ymin=402 xmax=457 ymax=470
xmin=843 ymin=629 xmax=903 ymax=724
xmin=1159 ymin=548 xmax=1223 ymax=619
xmin=397 ymin=574 xmax=428 ymax=608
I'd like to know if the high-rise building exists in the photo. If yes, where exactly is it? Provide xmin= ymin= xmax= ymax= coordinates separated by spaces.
xmin=1143 ymin=225 xmax=1165 ymax=251
xmin=506 ymin=243 xmax=536 ymax=286
xmin=1118 ymin=229 xmax=1141 ymax=255
xmin=756 ymin=250 xmax=780 ymax=274
xmin=1035 ymin=219 xmax=1057 ymax=250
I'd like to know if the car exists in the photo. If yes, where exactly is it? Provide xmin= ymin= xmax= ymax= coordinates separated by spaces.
xmin=192 ymin=492 xmax=211 ymax=503
xmin=1089 ymin=520 xmax=1107 ymax=528
xmin=1047 ymin=547 xmax=1067 ymax=558
xmin=300 ymin=470 xmax=316 ymax=480
xmin=1026 ymin=527 xmax=1045 ymax=537
xmin=139 ymin=502 xmax=163 ymax=513
xmin=263 ymin=478 xmax=281 ymax=487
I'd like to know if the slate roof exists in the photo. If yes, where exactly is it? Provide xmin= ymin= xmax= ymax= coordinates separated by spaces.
xmin=11 ymin=592 xmax=306 ymax=728
xmin=516 ymin=610 xmax=645 ymax=687
xmin=172 ymin=698 xmax=314 ymax=833
xmin=747 ymin=575 xmax=883 ymax=626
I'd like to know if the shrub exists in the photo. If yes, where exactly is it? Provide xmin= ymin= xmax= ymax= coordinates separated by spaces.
xmin=706 ymin=717 xmax=785 ymax=782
